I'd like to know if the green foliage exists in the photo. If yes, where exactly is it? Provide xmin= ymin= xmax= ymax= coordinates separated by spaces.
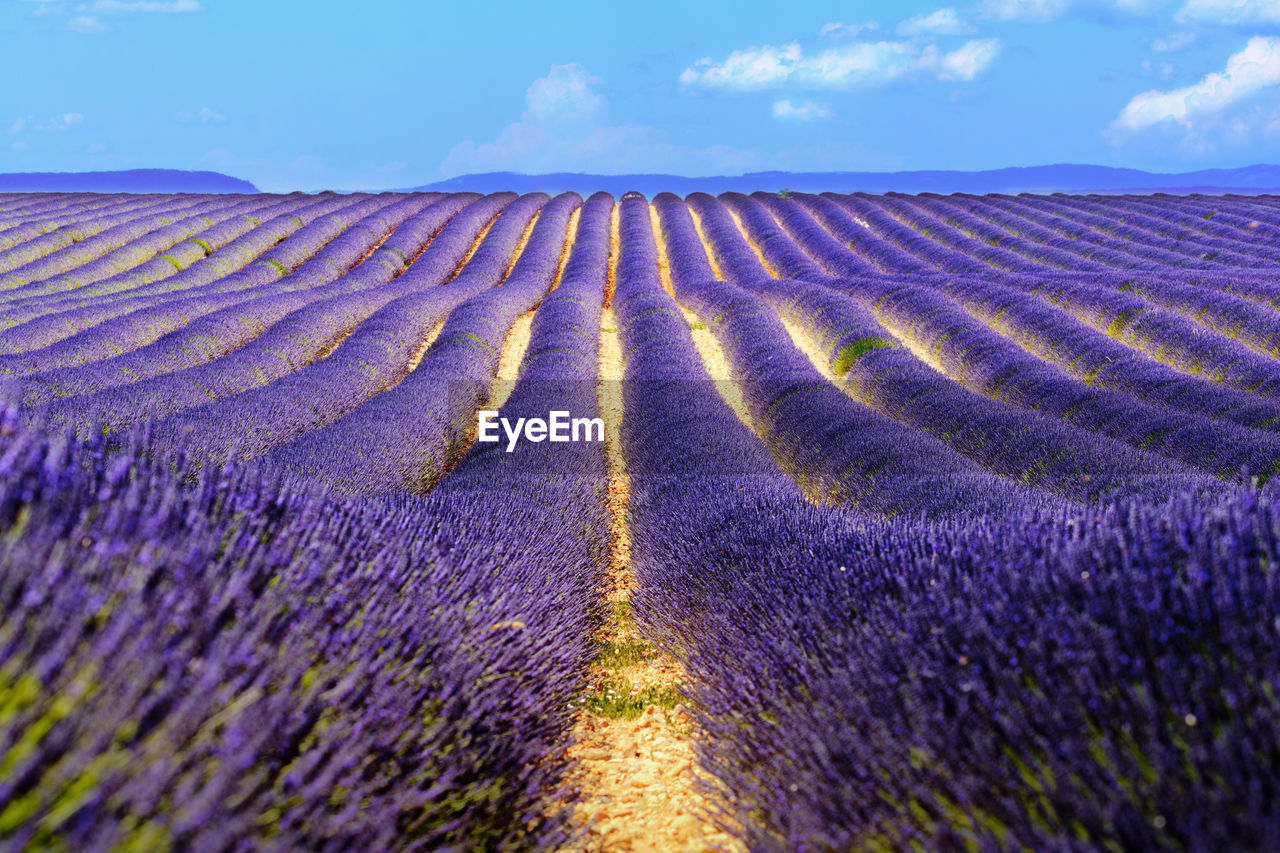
xmin=833 ymin=337 xmax=893 ymax=375
xmin=595 ymin=637 xmax=659 ymax=670
xmin=577 ymin=677 xmax=681 ymax=720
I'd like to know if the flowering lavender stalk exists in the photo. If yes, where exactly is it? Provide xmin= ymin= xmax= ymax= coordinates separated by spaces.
xmin=45 ymin=193 xmax=496 ymax=433
xmin=158 ymin=192 xmax=556 ymax=469
xmin=263 ymin=192 xmax=583 ymax=493
xmin=792 ymin=192 xmax=937 ymax=274
xmin=0 ymin=194 xmax=292 ymax=305
xmin=0 ymin=195 xmax=212 ymax=280
xmin=0 ymin=193 xmax=362 ymax=355
xmin=0 ymin=194 xmax=394 ymax=380
xmin=0 ymin=408 xmax=599 ymax=849
xmin=656 ymin=194 xmax=1039 ymax=517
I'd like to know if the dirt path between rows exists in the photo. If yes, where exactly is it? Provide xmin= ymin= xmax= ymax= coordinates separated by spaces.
xmin=558 ymin=206 xmax=741 ymax=852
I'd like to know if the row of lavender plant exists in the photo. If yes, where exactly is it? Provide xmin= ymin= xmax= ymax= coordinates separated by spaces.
xmin=263 ymin=191 xmax=593 ymax=493
xmin=619 ymin=194 xmax=1280 ymax=850
xmin=750 ymin=192 xmax=888 ymax=277
xmin=0 ymin=193 xmax=398 ymax=382
xmin=0 ymin=195 xmax=322 ymax=327
xmin=42 ymin=193 xmax=488 ymax=433
xmin=0 ymin=196 xmax=258 ymax=297
xmin=788 ymin=192 xmax=937 ymax=273
xmin=0 ymin=193 xmax=117 ymax=231
xmin=1048 ymin=194 xmax=1279 ymax=266
xmin=0 ymin=195 xmax=215 ymax=280
xmin=986 ymin=273 xmax=1280 ymax=400
xmin=0 ymin=194 xmax=183 ymax=255
xmin=0 ymin=193 xmax=304 ymax=306
xmin=834 ymin=192 xmax=992 ymax=273
xmin=827 ymin=272 xmax=1280 ymax=479
xmin=947 ymin=193 xmax=1211 ymax=269
xmin=639 ymin=471 xmax=1280 ymax=850
xmin=747 ymin=268 xmax=1212 ymax=500
xmin=675 ymin=193 xmax=1050 ymax=516
xmin=154 ymin=191 xmax=558 ymax=469
xmin=909 ymin=193 xmax=1217 ymax=270
xmin=7 ymin=193 xmax=464 ymax=413
xmin=0 ymin=405 xmax=600 ymax=849
xmin=1011 ymin=194 xmax=1250 ymax=267
xmin=0 ymin=193 xmax=364 ymax=355
xmin=712 ymin=193 xmax=1280 ymax=473
xmin=904 ymin=193 xmax=1120 ymax=271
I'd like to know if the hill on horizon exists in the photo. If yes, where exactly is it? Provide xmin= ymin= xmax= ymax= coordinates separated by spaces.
xmin=408 ymin=164 xmax=1280 ymax=197
xmin=0 ymin=169 xmax=258 ymax=193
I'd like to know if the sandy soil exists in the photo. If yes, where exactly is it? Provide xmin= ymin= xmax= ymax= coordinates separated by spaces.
xmin=779 ymin=316 xmax=837 ymax=381
xmin=684 ymin=208 xmax=726 ymax=281
xmin=489 ymin=310 xmax=535 ymax=410
xmin=556 ymin=300 xmax=742 ymax=853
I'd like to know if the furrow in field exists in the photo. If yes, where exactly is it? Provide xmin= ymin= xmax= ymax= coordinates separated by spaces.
xmin=2 ymin=194 xmax=435 ymax=407
xmin=42 ymin=194 xmax=487 ymax=431
xmin=0 ymin=193 xmax=364 ymax=355
xmin=210 ymin=192 xmax=571 ymax=481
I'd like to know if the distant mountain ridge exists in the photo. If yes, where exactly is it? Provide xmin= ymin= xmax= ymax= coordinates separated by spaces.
xmin=408 ymin=164 xmax=1280 ymax=196
xmin=0 ymin=169 xmax=258 ymax=193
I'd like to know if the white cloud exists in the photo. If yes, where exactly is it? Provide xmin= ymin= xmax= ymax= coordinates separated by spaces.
xmin=523 ymin=63 xmax=605 ymax=122
xmin=440 ymin=63 xmax=771 ymax=177
xmin=977 ymin=0 xmax=1072 ymax=20
xmin=680 ymin=37 xmax=1000 ymax=91
xmin=1151 ymin=32 xmax=1196 ymax=52
xmin=938 ymin=38 xmax=1003 ymax=79
xmin=65 ymin=14 xmax=106 ymax=31
xmin=1175 ymin=0 xmax=1280 ymax=25
xmin=77 ymin=0 xmax=200 ymax=12
xmin=772 ymin=99 xmax=833 ymax=120
xmin=1112 ymin=36 xmax=1280 ymax=133
xmin=176 ymin=106 xmax=226 ymax=122
xmin=977 ymin=0 xmax=1164 ymax=21
xmin=897 ymin=8 xmax=976 ymax=36
xmin=21 ymin=0 xmax=199 ymax=27
xmin=819 ymin=21 xmax=879 ymax=38
xmin=9 ymin=112 xmax=84 ymax=133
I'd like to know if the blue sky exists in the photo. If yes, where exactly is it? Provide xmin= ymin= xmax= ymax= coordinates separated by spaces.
xmin=3 ymin=0 xmax=1280 ymax=190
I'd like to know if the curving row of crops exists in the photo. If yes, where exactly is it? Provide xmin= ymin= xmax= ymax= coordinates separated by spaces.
xmin=1 ymin=187 xmax=1279 ymax=849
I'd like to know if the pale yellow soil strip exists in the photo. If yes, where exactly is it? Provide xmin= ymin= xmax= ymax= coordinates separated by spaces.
xmin=682 ymin=309 xmax=754 ymax=434
xmin=489 ymin=310 xmax=535 ymax=410
xmin=868 ymin=309 xmax=950 ymax=375
xmin=450 ymin=212 xmax=500 ymax=278
xmin=723 ymin=206 xmax=779 ymax=279
xmin=550 ymin=207 xmax=582 ymax=292
xmin=500 ymin=211 xmax=541 ymax=281
xmin=486 ymin=206 xmax=579 ymax=407
xmin=684 ymin=208 xmax=726 ymax=281
xmin=561 ymin=304 xmax=740 ymax=853
xmin=605 ymin=204 xmax=620 ymax=307
xmin=648 ymin=205 xmax=677 ymax=299
xmin=310 ymin=325 xmax=356 ymax=363
xmin=352 ymin=216 xmax=398 ymax=267
xmin=402 ymin=318 xmax=446 ymax=375
xmin=649 ymin=203 xmax=756 ymax=437
xmin=779 ymin=316 xmax=837 ymax=381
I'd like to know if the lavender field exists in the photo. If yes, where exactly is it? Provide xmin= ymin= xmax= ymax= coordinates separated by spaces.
xmin=1 ymin=187 xmax=1279 ymax=850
